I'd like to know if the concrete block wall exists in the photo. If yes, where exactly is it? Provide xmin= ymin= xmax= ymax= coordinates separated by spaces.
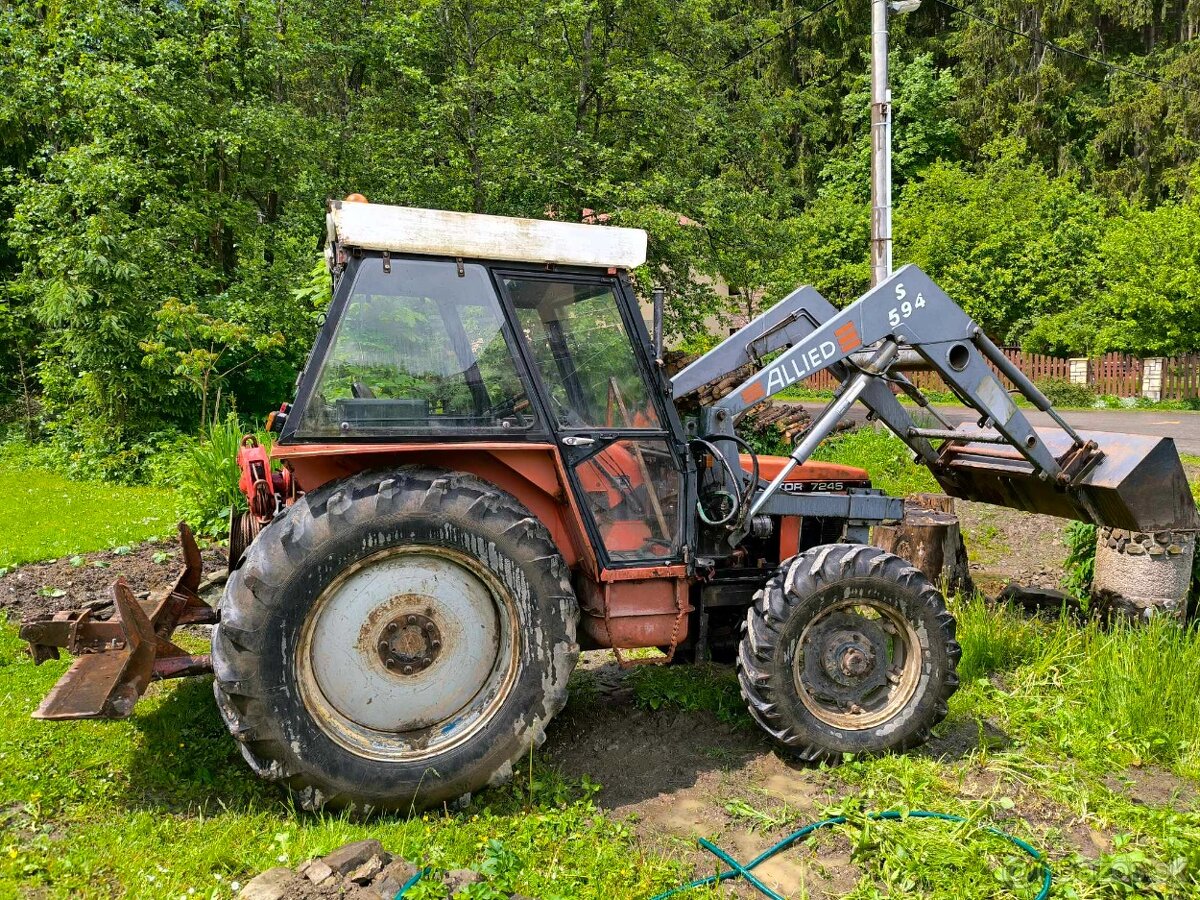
xmin=1069 ymin=358 xmax=1089 ymax=385
xmin=1142 ymin=357 xmax=1164 ymax=402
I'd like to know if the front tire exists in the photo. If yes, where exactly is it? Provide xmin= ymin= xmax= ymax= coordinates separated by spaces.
xmin=211 ymin=466 xmax=579 ymax=813
xmin=738 ymin=543 xmax=960 ymax=761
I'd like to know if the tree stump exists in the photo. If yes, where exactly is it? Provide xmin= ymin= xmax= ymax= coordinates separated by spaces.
xmin=873 ymin=495 xmax=973 ymax=596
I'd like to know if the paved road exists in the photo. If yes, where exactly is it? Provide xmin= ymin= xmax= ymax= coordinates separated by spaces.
xmin=794 ymin=402 xmax=1200 ymax=457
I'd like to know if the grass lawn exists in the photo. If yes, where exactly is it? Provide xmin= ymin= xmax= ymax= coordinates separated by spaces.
xmin=0 ymin=464 xmax=179 ymax=569
xmin=2 ymin=456 xmax=1200 ymax=898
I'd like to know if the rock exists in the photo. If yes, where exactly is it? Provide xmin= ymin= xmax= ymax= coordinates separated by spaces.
xmin=304 ymin=860 xmax=334 ymax=885
xmin=371 ymin=859 xmax=421 ymax=899
xmin=323 ymin=839 xmax=388 ymax=876
xmin=238 ymin=867 xmax=293 ymax=900
xmin=348 ymin=854 xmax=386 ymax=885
xmin=444 ymin=868 xmax=485 ymax=895
xmin=371 ymin=877 xmax=403 ymax=899
xmin=997 ymin=582 xmax=1075 ymax=614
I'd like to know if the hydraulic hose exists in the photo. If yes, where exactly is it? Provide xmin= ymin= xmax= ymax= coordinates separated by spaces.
xmin=691 ymin=433 xmax=760 ymax=529
xmin=690 ymin=437 xmax=742 ymax=526
xmin=649 ymin=809 xmax=1052 ymax=900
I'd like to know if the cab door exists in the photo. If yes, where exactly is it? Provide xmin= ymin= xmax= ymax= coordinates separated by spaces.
xmin=498 ymin=272 xmax=689 ymax=567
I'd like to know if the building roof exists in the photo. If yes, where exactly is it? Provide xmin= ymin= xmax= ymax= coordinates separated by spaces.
xmin=326 ymin=200 xmax=648 ymax=269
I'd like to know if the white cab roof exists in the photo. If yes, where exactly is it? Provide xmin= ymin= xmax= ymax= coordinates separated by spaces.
xmin=327 ymin=201 xmax=648 ymax=269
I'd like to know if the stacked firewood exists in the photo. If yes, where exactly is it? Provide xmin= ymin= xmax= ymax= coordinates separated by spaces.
xmin=663 ymin=350 xmax=815 ymax=443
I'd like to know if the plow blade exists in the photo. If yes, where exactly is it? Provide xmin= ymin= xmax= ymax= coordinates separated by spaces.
xmin=19 ymin=523 xmax=218 ymax=720
xmin=936 ymin=428 xmax=1200 ymax=532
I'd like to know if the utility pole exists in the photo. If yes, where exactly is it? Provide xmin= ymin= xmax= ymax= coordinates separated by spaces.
xmin=869 ymin=0 xmax=891 ymax=287
xmin=870 ymin=0 xmax=920 ymax=287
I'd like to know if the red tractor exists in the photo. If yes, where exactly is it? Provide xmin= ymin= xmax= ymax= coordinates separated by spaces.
xmin=22 ymin=199 xmax=1196 ymax=813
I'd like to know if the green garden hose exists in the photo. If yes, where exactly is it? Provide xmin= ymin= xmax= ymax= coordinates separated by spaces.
xmin=649 ymin=809 xmax=1052 ymax=900
xmin=395 ymin=866 xmax=428 ymax=897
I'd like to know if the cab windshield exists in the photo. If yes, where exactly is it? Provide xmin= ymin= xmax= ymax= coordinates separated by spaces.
xmin=297 ymin=258 xmax=535 ymax=437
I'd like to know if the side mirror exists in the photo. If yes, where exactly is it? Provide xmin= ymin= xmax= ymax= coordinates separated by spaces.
xmin=652 ymin=286 xmax=664 ymax=365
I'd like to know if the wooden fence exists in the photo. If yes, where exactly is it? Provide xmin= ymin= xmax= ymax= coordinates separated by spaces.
xmin=1092 ymin=353 xmax=1142 ymax=397
xmin=803 ymin=349 xmax=1200 ymax=401
xmin=1161 ymin=354 xmax=1200 ymax=401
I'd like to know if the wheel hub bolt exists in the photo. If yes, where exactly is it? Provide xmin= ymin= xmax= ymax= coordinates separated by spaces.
xmin=377 ymin=611 xmax=443 ymax=676
xmin=840 ymin=647 xmax=871 ymax=677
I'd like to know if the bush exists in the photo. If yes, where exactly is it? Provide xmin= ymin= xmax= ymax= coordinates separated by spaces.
xmin=1061 ymin=521 xmax=1097 ymax=602
xmin=1034 ymin=376 xmax=1095 ymax=408
xmin=173 ymin=414 xmax=271 ymax=538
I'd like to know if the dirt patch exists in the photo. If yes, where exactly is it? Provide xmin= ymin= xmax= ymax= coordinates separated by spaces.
xmin=1105 ymin=767 xmax=1198 ymax=812
xmin=922 ymin=716 xmax=1013 ymax=760
xmin=0 ymin=539 xmax=227 ymax=624
xmin=957 ymin=501 xmax=1069 ymax=597
xmin=546 ymin=654 xmax=862 ymax=897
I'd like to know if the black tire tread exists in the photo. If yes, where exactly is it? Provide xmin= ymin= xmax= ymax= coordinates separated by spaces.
xmin=211 ymin=466 xmax=578 ymax=812
xmin=737 ymin=543 xmax=961 ymax=762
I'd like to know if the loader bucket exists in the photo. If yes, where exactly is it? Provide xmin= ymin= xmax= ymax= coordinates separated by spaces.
xmin=19 ymin=523 xmax=217 ymax=719
xmin=935 ymin=428 xmax=1200 ymax=533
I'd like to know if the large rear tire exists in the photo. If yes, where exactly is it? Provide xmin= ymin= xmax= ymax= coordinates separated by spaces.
xmin=211 ymin=466 xmax=579 ymax=813
xmin=738 ymin=543 xmax=960 ymax=761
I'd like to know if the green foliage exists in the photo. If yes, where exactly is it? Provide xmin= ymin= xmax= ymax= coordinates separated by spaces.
xmin=3 ymin=0 xmax=1200 ymax=462
xmin=627 ymin=662 xmax=750 ymax=727
xmin=1062 ymin=521 xmax=1098 ymax=602
xmin=951 ymin=593 xmax=1045 ymax=683
xmin=140 ymin=299 xmax=285 ymax=430
xmin=811 ymin=426 xmax=939 ymax=497
xmin=736 ymin=419 xmax=791 ymax=457
xmin=174 ymin=415 xmax=270 ymax=538
xmin=1034 ymin=376 xmax=1096 ymax=408
xmin=897 ymin=142 xmax=1107 ymax=347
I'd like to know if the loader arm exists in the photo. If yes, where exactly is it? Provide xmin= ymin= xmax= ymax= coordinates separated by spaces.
xmin=677 ymin=264 xmax=1199 ymax=536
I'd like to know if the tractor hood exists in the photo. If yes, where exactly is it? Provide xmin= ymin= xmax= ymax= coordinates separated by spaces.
xmin=744 ymin=454 xmax=870 ymax=492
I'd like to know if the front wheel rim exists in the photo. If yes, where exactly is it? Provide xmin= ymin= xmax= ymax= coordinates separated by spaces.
xmin=296 ymin=545 xmax=520 ymax=762
xmin=792 ymin=597 xmax=923 ymax=730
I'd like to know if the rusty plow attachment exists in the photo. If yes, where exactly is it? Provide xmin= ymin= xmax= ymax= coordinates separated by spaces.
xmin=19 ymin=523 xmax=218 ymax=720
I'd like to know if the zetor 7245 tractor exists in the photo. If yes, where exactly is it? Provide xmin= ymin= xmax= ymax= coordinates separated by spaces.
xmin=22 ymin=200 xmax=1197 ymax=813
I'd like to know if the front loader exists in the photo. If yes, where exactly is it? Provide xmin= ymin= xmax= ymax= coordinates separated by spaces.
xmin=20 ymin=200 xmax=1199 ymax=813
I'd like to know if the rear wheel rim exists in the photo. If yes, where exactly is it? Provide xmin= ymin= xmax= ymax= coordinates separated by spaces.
xmin=296 ymin=545 xmax=519 ymax=762
xmin=792 ymin=597 xmax=922 ymax=730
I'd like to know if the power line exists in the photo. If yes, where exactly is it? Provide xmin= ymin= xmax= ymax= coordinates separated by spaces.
xmin=933 ymin=0 xmax=1171 ymax=87
xmin=719 ymin=0 xmax=842 ymax=72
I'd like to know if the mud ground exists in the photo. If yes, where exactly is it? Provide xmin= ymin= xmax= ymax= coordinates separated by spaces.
xmin=957 ymin=501 xmax=1070 ymax=597
xmin=0 ymin=539 xmax=227 ymax=623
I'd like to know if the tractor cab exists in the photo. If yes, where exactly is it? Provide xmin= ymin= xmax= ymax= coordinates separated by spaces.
xmin=278 ymin=200 xmax=692 ymax=569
